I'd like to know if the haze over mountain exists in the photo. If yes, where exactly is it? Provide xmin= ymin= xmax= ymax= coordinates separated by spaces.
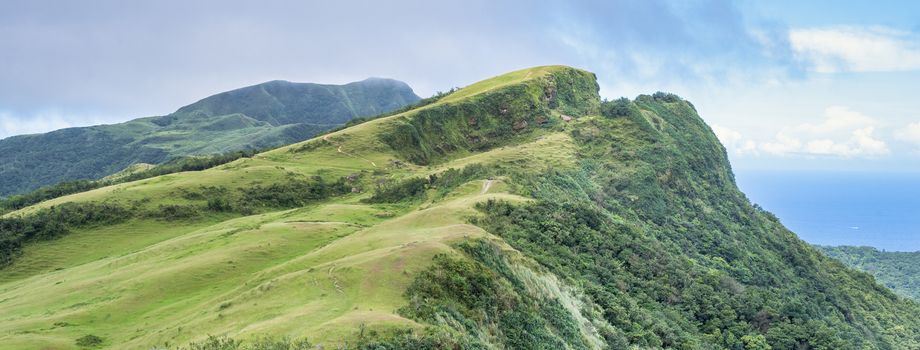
xmin=0 ymin=78 xmax=420 ymax=196
xmin=1 ymin=66 xmax=918 ymax=349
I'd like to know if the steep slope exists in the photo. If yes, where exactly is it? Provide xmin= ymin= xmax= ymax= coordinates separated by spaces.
xmin=1 ymin=66 xmax=919 ymax=350
xmin=0 ymin=78 xmax=419 ymax=197
xmin=817 ymin=245 xmax=920 ymax=301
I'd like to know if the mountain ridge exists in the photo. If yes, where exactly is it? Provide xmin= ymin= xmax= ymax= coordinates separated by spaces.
xmin=172 ymin=77 xmax=418 ymax=126
xmin=0 ymin=78 xmax=420 ymax=197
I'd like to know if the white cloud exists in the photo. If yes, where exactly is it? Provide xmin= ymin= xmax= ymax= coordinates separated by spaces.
xmin=723 ymin=106 xmax=890 ymax=158
xmin=768 ymin=106 xmax=889 ymax=157
xmin=713 ymin=125 xmax=758 ymax=156
xmin=789 ymin=26 xmax=920 ymax=73
xmin=760 ymin=133 xmax=801 ymax=155
xmin=795 ymin=106 xmax=877 ymax=133
xmin=0 ymin=110 xmax=112 ymax=139
xmin=851 ymin=127 xmax=890 ymax=155
xmin=895 ymin=122 xmax=920 ymax=145
xmin=712 ymin=124 xmax=742 ymax=146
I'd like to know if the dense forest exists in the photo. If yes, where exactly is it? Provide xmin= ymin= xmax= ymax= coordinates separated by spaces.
xmin=368 ymin=91 xmax=920 ymax=349
xmin=817 ymin=245 xmax=920 ymax=301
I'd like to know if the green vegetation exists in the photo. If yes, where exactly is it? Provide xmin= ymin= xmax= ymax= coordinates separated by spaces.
xmin=0 ymin=149 xmax=265 ymax=215
xmin=400 ymin=239 xmax=599 ymax=349
xmin=165 ymin=331 xmax=468 ymax=350
xmin=817 ymin=245 xmax=920 ymax=300
xmin=1 ymin=65 xmax=918 ymax=349
xmin=0 ymin=78 xmax=420 ymax=197
xmin=75 ymin=334 xmax=104 ymax=348
xmin=396 ymin=93 xmax=920 ymax=349
xmin=0 ymin=202 xmax=131 ymax=266
xmin=365 ymin=177 xmax=429 ymax=203
xmin=1 ymin=173 xmax=357 ymax=266
xmin=172 ymin=335 xmax=311 ymax=350
xmin=0 ymin=180 xmax=100 ymax=214
xmin=478 ymin=94 xmax=920 ymax=349
xmin=380 ymin=67 xmax=598 ymax=165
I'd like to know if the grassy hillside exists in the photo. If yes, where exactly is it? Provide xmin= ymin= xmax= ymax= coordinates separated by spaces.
xmin=817 ymin=245 xmax=920 ymax=301
xmin=1 ymin=66 xmax=919 ymax=350
xmin=0 ymin=78 xmax=420 ymax=197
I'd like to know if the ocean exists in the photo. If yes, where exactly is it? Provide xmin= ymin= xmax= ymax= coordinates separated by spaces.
xmin=735 ymin=170 xmax=920 ymax=252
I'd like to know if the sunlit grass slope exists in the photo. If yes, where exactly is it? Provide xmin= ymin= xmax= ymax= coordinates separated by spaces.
xmin=0 ymin=66 xmax=597 ymax=349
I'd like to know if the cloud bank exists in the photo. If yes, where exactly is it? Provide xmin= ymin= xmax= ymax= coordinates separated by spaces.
xmin=790 ymin=26 xmax=920 ymax=73
xmin=0 ymin=0 xmax=796 ymax=139
xmin=716 ymin=106 xmax=891 ymax=158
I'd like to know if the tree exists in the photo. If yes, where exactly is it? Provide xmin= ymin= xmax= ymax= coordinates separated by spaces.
xmin=742 ymin=334 xmax=772 ymax=350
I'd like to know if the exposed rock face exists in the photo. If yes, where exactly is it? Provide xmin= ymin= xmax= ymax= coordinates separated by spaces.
xmin=544 ymin=85 xmax=557 ymax=103
xmin=513 ymin=120 xmax=529 ymax=131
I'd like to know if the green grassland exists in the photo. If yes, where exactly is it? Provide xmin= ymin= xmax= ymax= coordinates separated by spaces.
xmin=0 ymin=66 xmax=590 ymax=349
xmin=2 ymin=66 xmax=919 ymax=350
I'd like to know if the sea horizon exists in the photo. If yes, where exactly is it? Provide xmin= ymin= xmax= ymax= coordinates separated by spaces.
xmin=736 ymin=169 xmax=920 ymax=252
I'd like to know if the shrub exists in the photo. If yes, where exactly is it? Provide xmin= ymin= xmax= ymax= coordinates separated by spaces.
xmin=427 ymin=164 xmax=487 ymax=191
xmin=246 ymin=337 xmax=312 ymax=350
xmin=207 ymin=197 xmax=233 ymax=212
xmin=0 ymin=202 xmax=131 ymax=266
xmin=0 ymin=180 xmax=98 ymax=214
xmin=153 ymin=204 xmax=201 ymax=220
xmin=366 ymin=177 xmax=428 ymax=203
xmin=240 ymin=177 xmax=349 ymax=208
xmin=0 ymin=148 xmax=269 ymax=215
xmin=651 ymin=91 xmax=682 ymax=103
xmin=182 ymin=336 xmax=241 ymax=350
xmin=174 ymin=335 xmax=312 ymax=350
xmin=75 ymin=334 xmax=104 ymax=348
xmin=602 ymin=97 xmax=640 ymax=119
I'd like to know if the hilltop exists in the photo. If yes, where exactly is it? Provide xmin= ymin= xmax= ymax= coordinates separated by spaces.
xmin=0 ymin=78 xmax=420 ymax=196
xmin=1 ymin=66 xmax=919 ymax=349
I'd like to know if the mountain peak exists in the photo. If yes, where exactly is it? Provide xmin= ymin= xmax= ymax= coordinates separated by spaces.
xmin=174 ymin=78 xmax=420 ymax=125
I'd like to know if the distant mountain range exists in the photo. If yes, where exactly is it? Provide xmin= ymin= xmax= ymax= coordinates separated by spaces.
xmin=0 ymin=78 xmax=420 ymax=196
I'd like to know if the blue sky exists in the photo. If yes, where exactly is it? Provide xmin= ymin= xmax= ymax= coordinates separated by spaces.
xmin=2 ymin=0 xmax=920 ymax=172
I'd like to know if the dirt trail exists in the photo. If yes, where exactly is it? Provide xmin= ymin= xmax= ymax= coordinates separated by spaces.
xmin=328 ymin=264 xmax=344 ymax=294
xmin=322 ymin=134 xmax=377 ymax=167
xmin=481 ymin=179 xmax=493 ymax=194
